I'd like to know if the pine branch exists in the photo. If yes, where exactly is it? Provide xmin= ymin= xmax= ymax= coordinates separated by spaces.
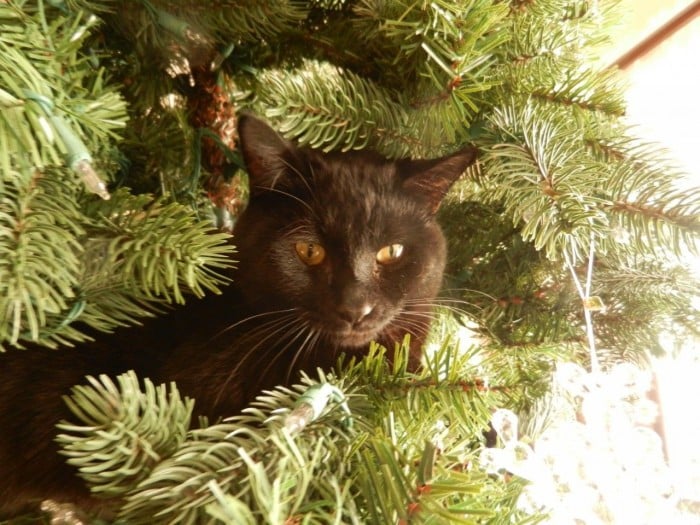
xmin=53 ymin=343 xmax=528 ymax=524
xmin=438 ymin=199 xmax=589 ymax=348
xmin=504 ymin=16 xmax=578 ymax=66
xmin=0 ymin=2 xmax=128 ymax=150
xmin=605 ymin=167 xmax=700 ymax=255
xmin=1 ymin=185 xmax=235 ymax=349
xmin=0 ymin=171 xmax=83 ymax=347
xmin=479 ymin=100 xmax=609 ymax=261
xmin=590 ymin=259 xmax=700 ymax=358
xmin=63 ymin=0 xmax=118 ymax=13
xmin=307 ymin=0 xmax=349 ymax=10
xmin=171 ymin=0 xmax=309 ymax=42
xmin=581 ymin=135 xmax=700 ymax=256
xmin=501 ymin=3 xmax=615 ymax=68
xmin=57 ymin=371 xmax=193 ymax=497
xmin=510 ymin=0 xmax=608 ymax=23
xmin=90 ymin=1 xmax=309 ymax=79
xmin=476 ymin=341 xmax=574 ymax=412
xmin=254 ymin=60 xmax=421 ymax=157
xmin=597 ymin=259 xmax=699 ymax=300
xmin=254 ymin=56 xmax=498 ymax=159
xmin=80 ymin=190 xmax=235 ymax=305
xmin=495 ymin=0 xmax=626 ymax=119
xmin=530 ymin=67 xmax=625 ymax=117
xmin=353 ymin=0 xmax=508 ymax=86
xmin=118 ymin=99 xmax=200 ymax=196
xmin=0 ymin=1 xmax=134 ymax=349
xmin=477 ymin=97 xmax=700 ymax=267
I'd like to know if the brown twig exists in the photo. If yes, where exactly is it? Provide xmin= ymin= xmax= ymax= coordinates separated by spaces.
xmin=611 ymin=0 xmax=700 ymax=70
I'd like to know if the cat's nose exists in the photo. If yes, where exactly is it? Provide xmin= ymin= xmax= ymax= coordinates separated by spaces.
xmin=337 ymin=302 xmax=374 ymax=326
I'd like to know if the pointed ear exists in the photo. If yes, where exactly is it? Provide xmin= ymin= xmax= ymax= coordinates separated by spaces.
xmin=397 ymin=146 xmax=478 ymax=213
xmin=237 ymin=113 xmax=303 ymax=194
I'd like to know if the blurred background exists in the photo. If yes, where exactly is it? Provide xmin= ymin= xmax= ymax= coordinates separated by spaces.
xmin=608 ymin=0 xmax=700 ymax=507
xmin=608 ymin=0 xmax=699 ymax=180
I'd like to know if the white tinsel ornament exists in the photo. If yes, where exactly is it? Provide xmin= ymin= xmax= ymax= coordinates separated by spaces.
xmin=479 ymin=362 xmax=695 ymax=525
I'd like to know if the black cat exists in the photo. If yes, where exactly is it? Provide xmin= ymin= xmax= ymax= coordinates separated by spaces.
xmin=0 ymin=114 xmax=477 ymax=516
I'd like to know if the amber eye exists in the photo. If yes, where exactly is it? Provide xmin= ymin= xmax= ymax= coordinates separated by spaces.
xmin=376 ymin=243 xmax=404 ymax=264
xmin=295 ymin=241 xmax=326 ymax=266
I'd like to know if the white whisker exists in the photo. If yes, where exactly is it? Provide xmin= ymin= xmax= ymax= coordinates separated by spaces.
xmin=258 ymin=320 xmax=311 ymax=383
xmin=262 ymin=186 xmax=317 ymax=217
xmin=439 ymin=287 xmax=498 ymax=302
xmin=205 ymin=308 xmax=299 ymax=346
xmin=212 ymin=312 xmax=301 ymax=407
xmin=285 ymin=327 xmax=319 ymax=384
xmin=280 ymin=157 xmax=315 ymax=199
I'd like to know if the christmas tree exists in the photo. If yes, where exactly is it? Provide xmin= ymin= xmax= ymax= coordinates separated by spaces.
xmin=1 ymin=0 xmax=698 ymax=523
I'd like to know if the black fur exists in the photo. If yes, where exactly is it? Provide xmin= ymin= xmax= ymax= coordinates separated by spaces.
xmin=0 ymin=114 xmax=477 ymax=516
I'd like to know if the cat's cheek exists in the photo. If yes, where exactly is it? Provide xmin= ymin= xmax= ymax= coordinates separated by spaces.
xmin=274 ymin=261 xmax=337 ymax=314
xmin=381 ymin=257 xmax=429 ymax=293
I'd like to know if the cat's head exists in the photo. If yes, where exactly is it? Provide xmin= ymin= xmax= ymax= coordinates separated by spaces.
xmin=232 ymin=114 xmax=477 ymax=351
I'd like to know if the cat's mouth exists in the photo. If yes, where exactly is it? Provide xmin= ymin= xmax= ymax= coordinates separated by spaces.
xmin=303 ymin=316 xmax=384 ymax=348
xmin=335 ymin=327 xmax=382 ymax=348
xmin=307 ymin=310 xmax=395 ymax=349
xmin=327 ymin=316 xmax=397 ymax=348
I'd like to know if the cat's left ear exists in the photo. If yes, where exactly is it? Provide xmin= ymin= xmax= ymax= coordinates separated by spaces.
xmin=237 ymin=113 xmax=304 ymax=195
xmin=397 ymin=146 xmax=478 ymax=214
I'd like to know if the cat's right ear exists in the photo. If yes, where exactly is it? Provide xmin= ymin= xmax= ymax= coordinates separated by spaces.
xmin=397 ymin=146 xmax=478 ymax=214
xmin=237 ymin=113 xmax=303 ymax=194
